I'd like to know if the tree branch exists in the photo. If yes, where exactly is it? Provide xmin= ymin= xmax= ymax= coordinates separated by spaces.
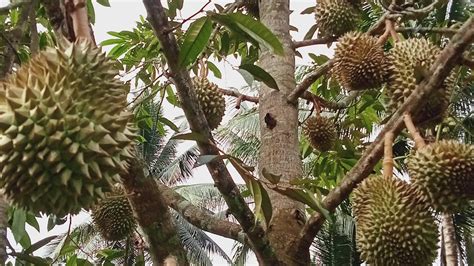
xmin=396 ymin=26 xmax=458 ymax=35
xmin=122 ymin=156 xmax=189 ymax=265
xmin=292 ymin=36 xmax=337 ymax=49
xmin=287 ymin=61 xmax=333 ymax=104
xmin=142 ymin=0 xmax=277 ymax=263
xmin=296 ymin=16 xmax=474 ymax=253
xmin=156 ymin=182 xmax=246 ymax=242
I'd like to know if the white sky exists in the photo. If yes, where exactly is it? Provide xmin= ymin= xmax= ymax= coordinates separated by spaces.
xmin=0 ymin=0 xmax=333 ymax=265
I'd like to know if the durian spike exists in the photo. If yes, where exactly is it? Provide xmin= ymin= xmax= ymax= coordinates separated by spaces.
xmin=383 ymin=132 xmax=394 ymax=178
xmin=403 ymin=113 xmax=426 ymax=149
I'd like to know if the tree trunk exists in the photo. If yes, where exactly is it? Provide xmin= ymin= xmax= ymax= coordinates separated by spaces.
xmin=258 ymin=1 xmax=307 ymax=264
xmin=122 ymin=157 xmax=188 ymax=265
xmin=442 ymin=213 xmax=459 ymax=266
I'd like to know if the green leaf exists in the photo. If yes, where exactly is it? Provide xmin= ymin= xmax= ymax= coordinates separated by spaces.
xmin=171 ymin=132 xmax=208 ymax=143
xmin=301 ymin=6 xmax=316 ymax=14
xmin=228 ymin=157 xmax=256 ymax=183
xmin=96 ymin=0 xmax=110 ymax=7
xmin=236 ymin=69 xmax=255 ymax=87
xmin=97 ymin=249 xmax=125 ymax=261
xmin=11 ymin=208 xmax=26 ymax=244
xmin=259 ymin=182 xmax=273 ymax=225
xmin=179 ymin=17 xmax=213 ymax=66
xmin=158 ymin=116 xmax=180 ymax=132
xmin=26 ymin=212 xmax=40 ymax=232
xmin=19 ymin=233 xmax=31 ymax=249
xmin=248 ymin=180 xmax=272 ymax=225
xmin=100 ymin=38 xmax=124 ymax=46
xmin=261 ymin=167 xmax=281 ymax=184
xmin=23 ymin=236 xmax=57 ymax=254
xmin=239 ymin=64 xmax=279 ymax=90
xmin=108 ymin=43 xmax=129 ymax=59
xmin=210 ymin=12 xmax=284 ymax=55
xmin=86 ymin=0 xmax=95 ymax=24
xmin=14 ymin=253 xmax=49 ymax=266
xmin=273 ymin=187 xmax=332 ymax=222
xmin=207 ymin=61 xmax=222 ymax=78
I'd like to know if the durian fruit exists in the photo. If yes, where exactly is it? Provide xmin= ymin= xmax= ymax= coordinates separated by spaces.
xmin=91 ymin=185 xmax=137 ymax=241
xmin=243 ymin=0 xmax=259 ymax=18
xmin=193 ymin=77 xmax=226 ymax=130
xmin=332 ymin=32 xmax=389 ymax=90
xmin=386 ymin=38 xmax=455 ymax=125
xmin=303 ymin=116 xmax=337 ymax=152
xmin=315 ymin=0 xmax=361 ymax=38
xmin=407 ymin=140 xmax=474 ymax=213
xmin=0 ymin=40 xmax=135 ymax=216
xmin=352 ymin=175 xmax=439 ymax=265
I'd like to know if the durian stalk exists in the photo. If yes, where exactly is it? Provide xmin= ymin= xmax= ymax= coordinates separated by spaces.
xmin=405 ymin=113 xmax=460 ymax=265
xmin=65 ymin=0 xmax=93 ymax=42
xmin=383 ymin=132 xmax=394 ymax=178
xmin=404 ymin=113 xmax=426 ymax=148
xmin=442 ymin=213 xmax=459 ymax=266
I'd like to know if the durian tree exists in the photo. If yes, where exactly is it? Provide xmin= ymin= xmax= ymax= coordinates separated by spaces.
xmin=0 ymin=0 xmax=473 ymax=265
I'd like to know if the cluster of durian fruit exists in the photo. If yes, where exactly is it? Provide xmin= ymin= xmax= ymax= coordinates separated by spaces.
xmin=0 ymin=40 xmax=137 ymax=241
xmin=0 ymin=39 xmax=227 ymax=241
xmin=352 ymin=140 xmax=474 ymax=265
xmin=309 ymin=2 xmax=473 ymax=265
xmin=304 ymin=0 xmax=454 ymax=151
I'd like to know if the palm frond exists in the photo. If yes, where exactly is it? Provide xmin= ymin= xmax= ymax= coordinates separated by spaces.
xmin=174 ymin=212 xmax=232 ymax=265
xmin=231 ymin=241 xmax=252 ymax=266
xmin=173 ymin=183 xmax=230 ymax=211
xmin=156 ymin=145 xmax=199 ymax=185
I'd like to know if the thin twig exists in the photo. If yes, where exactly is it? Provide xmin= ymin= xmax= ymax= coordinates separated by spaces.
xmin=403 ymin=113 xmax=426 ymax=148
xmin=383 ymin=132 xmax=394 ymax=178
xmin=164 ymin=0 xmax=211 ymax=34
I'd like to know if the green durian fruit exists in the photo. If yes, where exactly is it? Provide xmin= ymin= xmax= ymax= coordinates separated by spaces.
xmin=386 ymin=38 xmax=455 ymax=126
xmin=407 ymin=140 xmax=474 ymax=213
xmin=303 ymin=116 xmax=337 ymax=152
xmin=333 ymin=31 xmax=389 ymax=90
xmin=352 ymin=175 xmax=439 ymax=266
xmin=315 ymin=0 xmax=361 ymax=38
xmin=193 ymin=77 xmax=226 ymax=130
xmin=0 ymin=40 xmax=135 ymax=216
xmin=91 ymin=185 xmax=136 ymax=241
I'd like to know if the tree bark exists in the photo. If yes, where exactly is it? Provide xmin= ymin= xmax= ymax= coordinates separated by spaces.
xmin=142 ymin=0 xmax=278 ymax=264
xmin=122 ymin=157 xmax=189 ymax=265
xmin=258 ymin=1 xmax=307 ymax=265
xmin=442 ymin=213 xmax=459 ymax=266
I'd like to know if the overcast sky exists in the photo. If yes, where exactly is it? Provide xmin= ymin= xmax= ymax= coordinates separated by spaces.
xmin=0 ymin=0 xmax=333 ymax=264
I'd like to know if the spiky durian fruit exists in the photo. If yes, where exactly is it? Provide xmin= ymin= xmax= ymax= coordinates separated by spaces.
xmin=352 ymin=176 xmax=438 ymax=265
xmin=315 ymin=0 xmax=360 ymax=38
xmin=193 ymin=77 xmax=225 ymax=130
xmin=303 ymin=116 xmax=337 ymax=152
xmin=386 ymin=38 xmax=455 ymax=125
xmin=333 ymin=32 xmax=389 ymax=90
xmin=407 ymin=140 xmax=474 ymax=213
xmin=0 ymin=40 xmax=135 ymax=216
xmin=91 ymin=185 xmax=136 ymax=241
